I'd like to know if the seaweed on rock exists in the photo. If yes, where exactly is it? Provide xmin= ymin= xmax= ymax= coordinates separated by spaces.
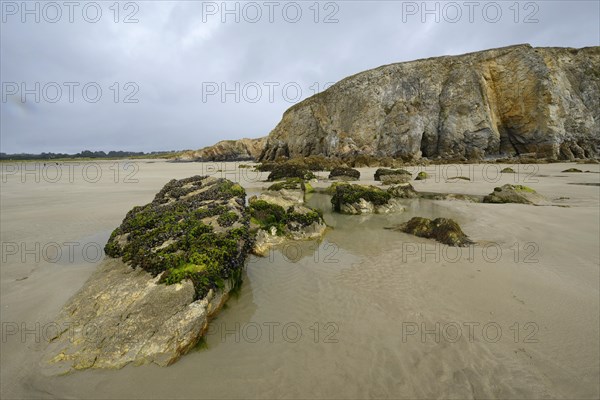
xmin=104 ymin=176 xmax=253 ymax=300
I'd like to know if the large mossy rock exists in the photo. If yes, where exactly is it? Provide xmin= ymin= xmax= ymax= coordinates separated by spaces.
xmin=391 ymin=217 xmax=473 ymax=247
xmin=331 ymin=184 xmax=405 ymax=214
xmin=267 ymin=163 xmax=316 ymax=181
xmin=328 ymin=167 xmax=360 ymax=181
xmin=374 ymin=168 xmax=412 ymax=181
xmin=483 ymin=184 xmax=549 ymax=205
xmin=43 ymin=176 xmax=252 ymax=373
xmin=249 ymin=190 xmax=326 ymax=256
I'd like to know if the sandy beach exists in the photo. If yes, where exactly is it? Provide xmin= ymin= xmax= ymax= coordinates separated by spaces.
xmin=1 ymin=160 xmax=599 ymax=399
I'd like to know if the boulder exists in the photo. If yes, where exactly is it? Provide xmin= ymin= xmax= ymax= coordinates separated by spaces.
xmin=328 ymin=167 xmax=360 ymax=181
xmin=267 ymin=163 xmax=316 ymax=181
xmin=415 ymin=171 xmax=429 ymax=181
xmin=249 ymin=191 xmax=326 ymax=256
xmin=42 ymin=176 xmax=253 ymax=373
xmin=483 ymin=184 xmax=550 ymax=205
xmin=331 ymin=184 xmax=405 ymax=214
xmin=389 ymin=217 xmax=473 ymax=247
xmin=374 ymin=168 xmax=412 ymax=181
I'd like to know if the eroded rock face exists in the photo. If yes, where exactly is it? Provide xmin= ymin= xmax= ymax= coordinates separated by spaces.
xmin=260 ymin=45 xmax=600 ymax=161
xmin=390 ymin=217 xmax=473 ymax=247
xmin=42 ymin=176 xmax=252 ymax=374
xmin=177 ymin=137 xmax=266 ymax=162
xmin=331 ymin=184 xmax=405 ymax=214
xmin=483 ymin=184 xmax=549 ymax=205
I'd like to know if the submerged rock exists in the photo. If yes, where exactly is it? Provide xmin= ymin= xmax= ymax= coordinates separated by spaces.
xmin=561 ymin=168 xmax=583 ymax=173
xmin=331 ymin=184 xmax=405 ymax=214
xmin=43 ymin=176 xmax=253 ymax=373
xmin=328 ymin=167 xmax=360 ymax=181
xmin=483 ymin=184 xmax=549 ymax=205
xmin=390 ymin=217 xmax=473 ymax=247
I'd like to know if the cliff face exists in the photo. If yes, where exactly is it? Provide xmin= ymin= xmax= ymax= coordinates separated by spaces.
xmin=178 ymin=137 xmax=266 ymax=161
xmin=260 ymin=45 xmax=600 ymax=161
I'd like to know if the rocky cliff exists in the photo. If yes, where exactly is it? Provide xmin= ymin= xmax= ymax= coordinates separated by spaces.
xmin=178 ymin=137 xmax=266 ymax=162
xmin=260 ymin=44 xmax=600 ymax=161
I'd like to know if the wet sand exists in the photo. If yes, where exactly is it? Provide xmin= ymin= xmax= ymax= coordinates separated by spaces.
xmin=1 ymin=160 xmax=599 ymax=399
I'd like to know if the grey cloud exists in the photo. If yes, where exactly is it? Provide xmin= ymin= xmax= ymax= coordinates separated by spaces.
xmin=1 ymin=0 xmax=598 ymax=153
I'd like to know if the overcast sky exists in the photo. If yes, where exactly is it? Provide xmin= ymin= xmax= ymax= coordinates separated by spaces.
xmin=1 ymin=0 xmax=599 ymax=153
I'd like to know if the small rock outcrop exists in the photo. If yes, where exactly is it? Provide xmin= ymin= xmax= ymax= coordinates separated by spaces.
xmin=331 ymin=184 xmax=404 ymax=214
xmin=415 ymin=171 xmax=429 ymax=181
xmin=328 ymin=167 xmax=360 ymax=181
xmin=267 ymin=163 xmax=316 ymax=181
xmin=177 ymin=137 xmax=266 ymax=162
xmin=374 ymin=168 xmax=412 ymax=181
xmin=250 ymin=184 xmax=326 ymax=256
xmin=389 ymin=217 xmax=473 ymax=247
xmin=42 ymin=176 xmax=253 ymax=373
xmin=483 ymin=184 xmax=549 ymax=205
xmin=387 ymin=183 xmax=419 ymax=198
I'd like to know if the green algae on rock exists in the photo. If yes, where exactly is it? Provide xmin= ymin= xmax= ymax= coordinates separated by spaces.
xmin=331 ymin=184 xmax=404 ymax=214
xmin=483 ymin=184 xmax=549 ymax=205
xmin=374 ymin=168 xmax=412 ymax=181
xmin=267 ymin=163 xmax=316 ymax=181
xmin=104 ymin=176 xmax=252 ymax=300
xmin=44 ymin=176 xmax=254 ymax=374
xmin=501 ymin=167 xmax=516 ymax=173
xmin=328 ymin=167 xmax=360 ymax=181
xmin=249 ymin=191 xmax=326 ymax=256
xmin=415 ymin=171 xmax=429 ymax=181
xmin=389 ymin=217 xmax=473 ymax=247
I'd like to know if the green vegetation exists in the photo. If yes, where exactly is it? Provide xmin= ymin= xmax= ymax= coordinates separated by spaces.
xmin=267 ymin=164 xmax=316 ymax=181
xmin=104 ymin=176 xmax=252 ymax=300
xmin=374 ymin=168 xmax=412 ymax=181
xmin=267 ymin=178 xmax=305 ymax=191
xmin=328 ymin=167 xmax=360 ymax=180
xmin=217 ymin=211 xmax=240 ymax=227
xmin=325 ymin=181 xmax=350 ymax=195
xmin=248 ymin=200 xmax=288 ymax=234
xmin=415 ymin=171 xmax=429 ymax=180
xmin=500 ymin=167 xmax=516 ymax=173
xmin=248 ymin=199 xmax=323 ymax=234
xmin=331 ymin=184 xmax=391 ymax=212
xmin=393 ymin=217 xmax=473 ymax=247
xmin=0 ymin=150 xmax=183 ymax=161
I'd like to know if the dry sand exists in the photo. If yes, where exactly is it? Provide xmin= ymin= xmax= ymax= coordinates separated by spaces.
xmin=1 ymin=160 xmax=598 ymax=399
